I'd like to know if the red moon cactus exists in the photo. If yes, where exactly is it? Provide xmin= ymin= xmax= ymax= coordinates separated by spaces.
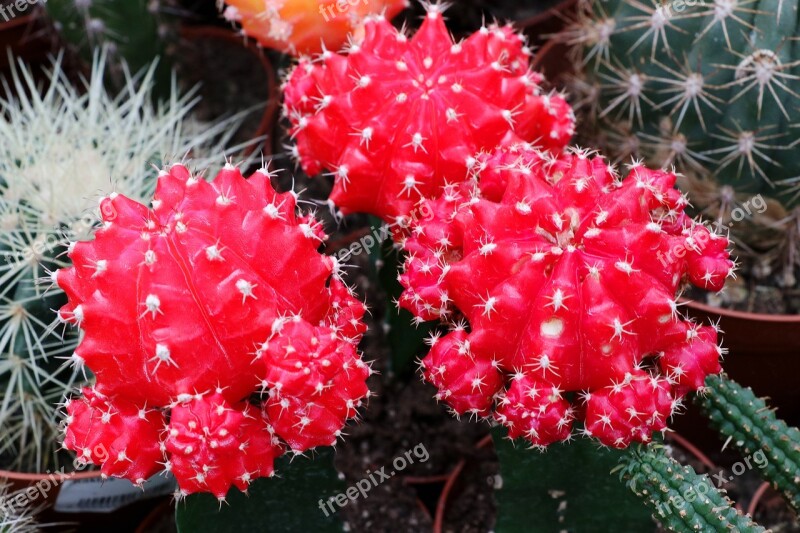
xmin=284 ymin=5 xmax=575 ymax=221
xmin=57 ymin=164 xmax=371 ymax=498
xmin=399 ymin=145 xmax=734 ymax=448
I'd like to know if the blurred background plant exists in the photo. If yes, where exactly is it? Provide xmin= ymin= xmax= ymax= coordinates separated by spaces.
xmin=557 ymin=0 xmax=800 ymax=314
xmin=45 ymin=0 xmax=176 ymax=95
xmin=0 ymin=481 xmax=42 ymax=532
xmin=220 ymin=0 xmax=408 ymax=56
xmin=0 ymin=48 xmax=253 ymax=474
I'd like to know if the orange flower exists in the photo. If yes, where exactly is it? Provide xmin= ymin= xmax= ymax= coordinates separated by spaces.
xmin=223 ymin=0 xmax=407 ymax=55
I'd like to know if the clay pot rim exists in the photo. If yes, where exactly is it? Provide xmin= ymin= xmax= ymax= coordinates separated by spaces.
xmin=0 ymin=468 xmax=102 ymax=482
xmin=681 ymin=297 xmax=800 ymax=323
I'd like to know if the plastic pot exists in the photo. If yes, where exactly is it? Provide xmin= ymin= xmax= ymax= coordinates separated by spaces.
xmin=683 ymin=300 xmax=800 ymax=423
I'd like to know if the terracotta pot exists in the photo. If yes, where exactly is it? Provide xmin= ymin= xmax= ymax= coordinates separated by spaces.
xmin=1 ymin=468 xmax=171 ymax=531
xmin=682 ymin=300 xmax=800 ymax=423
xmin=0 ymin=467 xmax=101 ymax=501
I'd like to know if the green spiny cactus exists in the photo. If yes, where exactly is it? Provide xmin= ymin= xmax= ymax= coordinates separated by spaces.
xmin=619 ymin=444 xmax=766 ymax=532
xmin=697 ymin=373 xmax=800 ymax=512
xmin=0 ymin=49 xmax=251 ymax=473
xmin=560 ymin=0 xmax=800 ymax=292
xmin=46 ymin=0 xmax=175 ymax=93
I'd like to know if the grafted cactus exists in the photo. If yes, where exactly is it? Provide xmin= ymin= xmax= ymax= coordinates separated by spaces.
xmin=58 ymin=164 xmax=371 ymax=499
xmin=399 ymin=144 xmax=733 ymax=448
xmin=559 ymin=0 xmax=800 ymax=293
xmin=284 ymin=4 xmax=575 ymax=221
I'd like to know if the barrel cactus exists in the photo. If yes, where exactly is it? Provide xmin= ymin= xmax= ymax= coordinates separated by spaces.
xmin=0 ymin=483 xmax=40 ymax=533
xmin=560 ymin=0 xmax=800 ymax=299
xmin=0 ymin=51 xmax=246 ymax=473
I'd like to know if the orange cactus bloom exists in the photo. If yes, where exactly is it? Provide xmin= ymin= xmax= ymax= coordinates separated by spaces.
xmin=223 ymin=0 xmax=407 ymax=56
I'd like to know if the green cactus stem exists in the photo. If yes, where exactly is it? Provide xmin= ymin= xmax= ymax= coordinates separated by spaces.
xmin=697 ymin=373 xmax=800 ymax=512
xmin=619 ymin=444 xmax=765 ymax=532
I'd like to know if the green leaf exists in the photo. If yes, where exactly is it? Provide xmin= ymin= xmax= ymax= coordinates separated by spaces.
xmin=492 ymin=428 xmax=654 ymax=533
xmin=176 ymin=449 xmax=344 ymax=533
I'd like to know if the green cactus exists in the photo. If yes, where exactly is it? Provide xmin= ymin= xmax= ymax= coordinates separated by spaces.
xmin=46 ymin=0 xmax=175 ymax=93
xmin=0 ymin=49 xmax=251 ymax=473
xmin=697 ymin=373 xmax=800 ymax=512
xmin=560 ymin=0 xmax=800 ymax=291
xmin=619 ymin=444 xmax=766 ymax=532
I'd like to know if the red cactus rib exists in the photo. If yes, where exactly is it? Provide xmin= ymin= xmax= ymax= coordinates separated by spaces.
xmin=283 ymin=6 xmax=575 ymax=221
xmin=57 ymin=164 xmax=370 ymax=497
xmin=400 ymin=145 xmax=734 ymax=448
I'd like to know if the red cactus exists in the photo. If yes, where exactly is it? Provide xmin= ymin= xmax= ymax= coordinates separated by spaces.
xmin=399 ymin=145 xmax=734 ymax=448
xmin=283 ymin=6 xmax=575 ymax=221
xmin=56 ymin=164 xmax=370 ymax=498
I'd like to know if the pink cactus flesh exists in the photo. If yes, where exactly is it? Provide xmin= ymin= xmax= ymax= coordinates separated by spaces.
xmin=56 ymin=164 xmax=371 ymax=498
xmin=399 ymin=145 xmax=734 ymax=448
xmin=283 ymin=6 xmax=575 ymax=221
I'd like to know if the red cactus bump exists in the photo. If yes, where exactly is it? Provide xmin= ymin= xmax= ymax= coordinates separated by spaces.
xmin=283 ymin=6 xmax=575 ymax=221
xmin=399 ymin=145 xmax=734 ymax=448
xmin=56 ymin=164 xmax=371 ymax=498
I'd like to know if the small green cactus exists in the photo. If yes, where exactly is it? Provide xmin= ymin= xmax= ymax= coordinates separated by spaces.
xmin=560 ymin=0 xmax=800 ymax=292
xmin=46 ymin=0 xmax=175 ymax=93
xmin=697 ymin=373 xmax=800 ymax=512
xmin=0 ymin=49 xmax=250 ymax=473
xmin=619 ymin=444 xmax=766 ymax=532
